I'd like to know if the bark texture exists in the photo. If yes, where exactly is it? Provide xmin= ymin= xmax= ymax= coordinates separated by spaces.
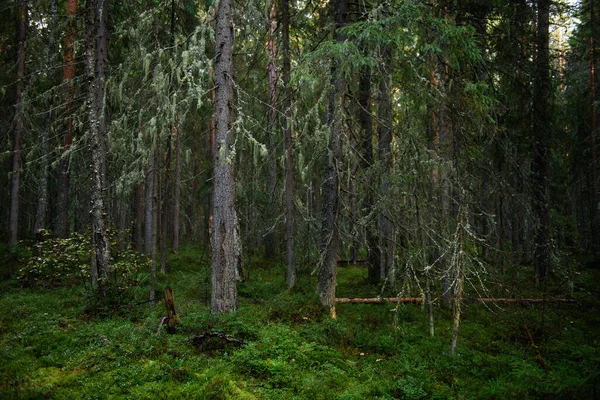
xmin=86 ymin=0 xmax=111 ymax=293
xmin=8 ymin=0 xmax=27 ymax=248
xmin=282 ymin=0 xmax=296 ymax=289
xmin=532 ymin=0 xmax=551 ymax=280
xmin=264 ymin=0 xmax=278 ymax=259
xmin=34 ymin=0 xmax=58 ymax=240
xmin=55 ymin=0 xmax=78 ymax=238
xmin=211 ymin=0 xmax=241 ymax=313
xmin=318 ymin=0 xmax=347 ymax=315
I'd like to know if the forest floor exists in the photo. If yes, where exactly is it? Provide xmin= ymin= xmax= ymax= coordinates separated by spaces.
xmin=1 ymin=246 xmax=599 ymax=399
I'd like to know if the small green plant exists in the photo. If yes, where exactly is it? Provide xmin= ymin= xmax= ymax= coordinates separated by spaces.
xmin=18 ymin=231 xmax=149 ymax=290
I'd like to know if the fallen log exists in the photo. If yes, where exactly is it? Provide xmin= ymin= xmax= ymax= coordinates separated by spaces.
xmin=469 ymin=298 xmax=576 ymax=304
xmin=335 ymin=297 xmax=576 ymax=304
xmin=336 ymin=297 xmax=423 ymax=304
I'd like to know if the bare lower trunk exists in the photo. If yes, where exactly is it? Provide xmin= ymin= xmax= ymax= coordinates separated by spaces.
xmin=172 ymin=115 xmax=182 ymax=253
xmin=8 ymin=0 xmax=27 ymax=249
xmin=211 ymin=0 xmax=241 ymax=313
xmin=160 ymin=132 xmax=172 ymax=274
xmin=134 ymin=183 xmax=144 ymax=252
xmin=87 ymin=0 xmax=111 ymax=294
xmin=144 ymin=164 xmax=154 ymax=254
xmin=358 ymin=68 xmax=379 ymax=284
xmin=264 ymin=0 xmax=278 ymax=259
xmin=282 ymin=0 xmax=296 ymax=289
xmin=318 ymin=0 xmax=347 ymax=317
xmin=532 ymin=0 xmax=551 ymax=280
xmin=55 ymin=0 xmax=78 ymax=238
xmin=34 ymin=0 xmax=58 ymax=241
xmin=378 ymin=46 xmax=394 ymax=283
xmin=150 ymin=150 xmax=158 ymax=301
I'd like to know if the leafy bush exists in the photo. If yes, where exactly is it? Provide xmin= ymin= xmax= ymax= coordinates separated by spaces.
xmin=18 ymin=231 xmax=149 ymax=289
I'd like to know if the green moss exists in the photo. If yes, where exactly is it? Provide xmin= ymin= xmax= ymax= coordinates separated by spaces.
xmin=1 ymin=248 xmax=599 ymax=399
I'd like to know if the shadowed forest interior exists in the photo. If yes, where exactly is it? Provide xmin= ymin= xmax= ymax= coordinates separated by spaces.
xmin=0 ymin=0 xmax=599 ymax=398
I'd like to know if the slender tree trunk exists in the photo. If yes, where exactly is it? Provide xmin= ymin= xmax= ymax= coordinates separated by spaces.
xmin=378 ymin=45 xmax=394 ymax=284
xmin=134 ymin=183 xmax=145 ymax=252
xmin=55 ymin=0 xmax=78 ymax=238
xmin=151 ymin=150 xmax=159 ymax=301
xmin=160 ymin=131 xmax=172 ymax=274
xmin=86 ymin=0 xmax=111 ymax=294
xmin=590 ymin=0 xmax=599 ymax=254
xmin=8 ymin=0 xmax=27 ymax=249
xmin=318 ymin=0 xmax=347 ymax=317
xmin=211 ymin=0 xmax=241 ymax=313
xmin=450 ymin=208 xmax=465 ymax=356
xmin=34 ymin=0 xmax=58 ymax=241
xmin=264 ymin=0 xmax=278 ymax=259
xmin=145 ymin=163 xmax=154 ymax=254
xmin=173 ymin=115 xmax=182 ymax=253
xmin=281 ymin=0 xmax=296 ymax=289
xmin=358 ymin=68 xmax=379 ymax=284
xmin=532 ymin=0 xmax=551 ymax=280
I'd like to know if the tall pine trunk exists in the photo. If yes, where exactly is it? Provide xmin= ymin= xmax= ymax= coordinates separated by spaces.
xmin=318 ymin=0 xmax=347 ymax=316
xmin=211 ymin=0 xmax=241 ymax=313
xmin=590 ymin=0 xmax=599 ymax=254
xmin=35 ymin=0 xmax=58 ymax=241
xmin=377 ymin=46 xmax=394 ymax=283
xmin=264 ymin=0 xmax=278 ymax=259
xmin=532 ymin=0 xmax=551 ymax=280
xmin=282 ymin=0 xmax=296 ymax=289
xmin=173 ymin=115 xmax=182 ymax=253
xmin=8 ymin=0 xmax=27 ymax=249
xmin=358 ymin=67 xmax=379 ymax=284
xmin=86 ymin=0 xmax=111 ymax=293
xmin=55 ymin=0 xmax=78 ymax=238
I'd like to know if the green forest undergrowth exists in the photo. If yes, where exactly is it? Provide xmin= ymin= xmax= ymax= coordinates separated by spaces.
xmin=1 ymin=247 xmax=599 ymax=399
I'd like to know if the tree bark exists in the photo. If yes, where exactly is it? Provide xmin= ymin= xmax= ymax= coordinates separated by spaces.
xmin=358 ymin=67 xmax=379 ymax=284
xmin=211 ymin=0 xmax=241 ymax=313
xmin=55 ymin=0 xmax=78 ymax=238
xmin=134 ymin=183 xmax=145 ymax=252
xmin=318 ymin=0 xmax=347 ymax=316
xmin=532 ymin=0 xmax=551 ymax=280
xmin=86 ymin=0 xmax=111 ymax=294
xmin=590 ymin=0 xmax=599 ymax=254
xmin=282 ymin=0 xmax=296 ymax=289
xmin=264 ymin=0 xmax=278 ymax=259
xmin=377 ymin=45 xmax=395 ymax=283
xmin=34 ymin=0 xmax=58 ymax=241
xmin=173 ymin=115 xmax=182 ymax=253
xmin=145 ymin=163 xmax=154 ymax=254
xmin=8 ymin=0 xmax=27 ymax=248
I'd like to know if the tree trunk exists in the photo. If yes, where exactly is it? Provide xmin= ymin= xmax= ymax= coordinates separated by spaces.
xmin=173 ymin=115 xmax=182 ymax=253
xmin=282 ymin=0 xmax=296 ymax=289
xmin=318 ymin=0 xmax=347 ymax=317
xmin=211 ymin=0 xmax=241 ymax=313
xmin=532 ymin=0 xmax=551 ymax=280
xmin=264 ymin=0 xmax=278 ymax=259
xmin=358 ymin=67 xmax=379 ymax=284
xmin=134 ymin=183 xmax=145 ymax=252
xmin=377 ymin=46 xmax=394 ymax=284
xmin=590 ymin=0 xmax=599 ymax=254
xmin=160 ymin=130 xmax=172 ymax=274
xmin=86 ymin=0 xmax=111 ymax=294
xmin=145 ymin=163 xmax=154 ymax=254
xmin=8 ymin=0 xmax=27 ymax=249
xmin=55 ymin=0 xmax=78 ymax=238
xmin=151 ymin=150 xmax=159 ymax=301
xmin=34 ymin=0 xmax=58 ymax=241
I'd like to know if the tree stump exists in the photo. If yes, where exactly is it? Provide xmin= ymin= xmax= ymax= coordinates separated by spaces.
xmin=164 ymin=286 xmax=180 ymax=334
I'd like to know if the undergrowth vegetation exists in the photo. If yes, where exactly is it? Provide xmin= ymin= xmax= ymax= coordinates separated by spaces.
xmin=1 ymin=246 xmax=599 ymax=399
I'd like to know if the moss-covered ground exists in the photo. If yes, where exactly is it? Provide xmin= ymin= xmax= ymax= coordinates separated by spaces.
xmin=1 ymin=247 xmax=599 ymax=399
